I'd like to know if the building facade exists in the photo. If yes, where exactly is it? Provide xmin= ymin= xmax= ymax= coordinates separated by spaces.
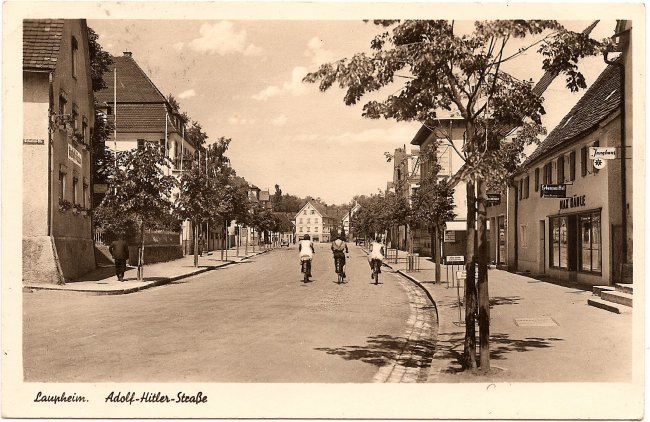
xmin=341 ymin=202 xmax=361 ymax=240
xmin=294 ymin=201 xmax=334 ymax=243
xmin=23 ymin=19 xmax=96 ymax=283
xmin=510 ymin=58 xmax=629 ymax=286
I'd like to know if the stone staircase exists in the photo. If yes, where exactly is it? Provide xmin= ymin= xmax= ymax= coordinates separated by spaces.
xmin=588 ymin=283 xmax=633 ymax=314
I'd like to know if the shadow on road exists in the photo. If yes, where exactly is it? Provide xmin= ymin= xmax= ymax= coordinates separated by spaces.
xmin=315 ymin=334 xmax=435 ymax=368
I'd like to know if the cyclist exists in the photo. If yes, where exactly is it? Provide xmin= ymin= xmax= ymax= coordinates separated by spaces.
xmin=331 ymin=234 xmax=349 ymax=279
xmin=298 ymin=234 xmax=315 ymax=278
xmin=368 ymin=236 xmax=385 ymax=279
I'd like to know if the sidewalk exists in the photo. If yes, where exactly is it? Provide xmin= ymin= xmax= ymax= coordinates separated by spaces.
xmin=382 ymin=250 xmax=633 ymax=383
xmin=24 ymin=247 xmax=273 ymax=295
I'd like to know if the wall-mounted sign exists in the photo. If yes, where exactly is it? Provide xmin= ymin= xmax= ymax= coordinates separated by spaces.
xmin=445 ymin=255 xmax=465 ymax=264
xmin=541 ymin=184 xmax=566 ymax=198
xmin=593 ymin=158 xmax=606 ymax=170
xmin=443 ymin=230 xmax=456 ymax=243
xmin=68 ymin=144 xmax=82 ymax=167
xmin=486 ymin=193 xmax=501 ymax=205
xmin=589 ymin=147 xmax=616 ymax=160
xmin=23 ymin=138 xmax=45 ymax=145
xmin=559 ymin=195 xmax=586 ymax=210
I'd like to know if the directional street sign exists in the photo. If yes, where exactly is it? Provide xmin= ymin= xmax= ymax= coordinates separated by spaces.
xmin=445 ymin=255 xmax=465 ymax=264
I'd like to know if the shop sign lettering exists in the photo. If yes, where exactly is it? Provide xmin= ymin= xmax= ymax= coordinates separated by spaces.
xmin=68 ymin=144 xmax=82 ymax=167
xmin=559 ymin=195 xmax=586 ymax=210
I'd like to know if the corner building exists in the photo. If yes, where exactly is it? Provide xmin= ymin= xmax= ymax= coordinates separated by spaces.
xmin=510 ymin=58 xmax=631 ymax=286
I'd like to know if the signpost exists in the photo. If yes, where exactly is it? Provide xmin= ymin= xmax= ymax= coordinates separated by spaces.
xmin=541 ymin=184 xmax=566 ymax=198
xmin=443 ymin=230 xmax=456 ymax=243
xmin=445 ymin=255 xmax=464 ymax=265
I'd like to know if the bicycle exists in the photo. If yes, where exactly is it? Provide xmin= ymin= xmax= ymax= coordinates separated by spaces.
xmin=371 ymin=258 xmax=382 ymax=285
xmin=301 ymin=256 xmax=312 ymax=283
xmin=334 ymin=255 xmax=345 ymax=284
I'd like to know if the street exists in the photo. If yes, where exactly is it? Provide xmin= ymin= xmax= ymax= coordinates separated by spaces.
xmin=23 ymin=244 xmax=436 ymax=382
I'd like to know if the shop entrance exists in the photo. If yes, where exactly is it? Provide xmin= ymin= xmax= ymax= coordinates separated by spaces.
xmin=538 ymin=220 xmax=545 ymax=274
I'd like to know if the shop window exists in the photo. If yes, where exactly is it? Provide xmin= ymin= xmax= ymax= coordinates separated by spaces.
xmin=557 ymin=156 xmax=565 ymax=183
xmin=550 ymin=216 xmax=569 ymax=269
xmin=534 ymin=168 xmax=540 ymax=192
xmin=581 ymin=146 xmax=588 ymax=177
xmin=569 ymin=151 xmax=576 ymax=181
xmin=579 ymin=212 xmax=602 ymax=273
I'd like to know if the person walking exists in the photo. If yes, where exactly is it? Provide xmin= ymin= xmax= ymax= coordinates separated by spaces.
xmin=109 ymin=233 xmax=129 ymax=282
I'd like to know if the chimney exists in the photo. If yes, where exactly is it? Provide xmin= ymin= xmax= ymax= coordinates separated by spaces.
xmin=123 ymin=51 xmax=132 ymax=57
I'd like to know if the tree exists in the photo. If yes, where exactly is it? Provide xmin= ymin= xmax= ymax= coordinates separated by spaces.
xmin=95 ymin=143 xmax=177 ymax=280
xmin=409 ymin=147 xmax=456 ymax=283
xmin=304 ymin=20 xmax=607 ymax=372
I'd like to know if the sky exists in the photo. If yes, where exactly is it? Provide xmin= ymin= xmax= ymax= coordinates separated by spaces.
xmin=88 ymin=19 xmax=616 ymax=204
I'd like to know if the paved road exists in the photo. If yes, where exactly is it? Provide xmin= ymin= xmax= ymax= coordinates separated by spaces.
xmin=23 ymin=244 xmax=436 ymax=382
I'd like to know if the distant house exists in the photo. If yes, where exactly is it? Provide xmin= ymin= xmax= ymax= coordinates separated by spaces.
xmin=23 ymin=19 xmax=96 ymax=283
xmin=341 ymin=202 xmax=361 ymax=239
xmin=294 ymin=201 xmax=334 ymax=243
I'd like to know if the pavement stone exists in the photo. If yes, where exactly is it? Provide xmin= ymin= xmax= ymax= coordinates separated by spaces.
xmin=23 ymin=247 xmax=273 ymax=295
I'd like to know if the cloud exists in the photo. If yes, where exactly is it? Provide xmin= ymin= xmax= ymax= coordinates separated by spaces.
xmin=177 ymin=89 xmax=196 ymax=99
xmin=270 ymin=115 xmax=288 ymax=127
xmin=228 ymin=115 xmax=256 ymax=125
xmin=252 ymin=66 xmax=309 ymax=101
xmin=173 ymin=42 xmax=184 ymax=52
xmin=188 ymin=21 xmax=263 ymax=56
xmin=304 ymin=36 xmax=337 ymax=66
xmin=292 ymin=125 xmax=418 ymax=146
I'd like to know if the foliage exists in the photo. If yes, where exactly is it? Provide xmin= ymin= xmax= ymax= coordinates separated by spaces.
xmin=87 ymin=27 xmax=113 ymax=93
xmin=95 ymin=143 xmax=177 ymax=238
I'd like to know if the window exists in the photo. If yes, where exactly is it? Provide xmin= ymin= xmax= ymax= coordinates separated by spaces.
xmin=72 ymin=176 xmax=78 ymax=204
xmin=579 ymin=212 xmax=602 ymax=273
xmin=557 ymin=156 xmax=564 ymax=183
xmin=71 ymin=36 xmax=78 ymax=79
xmin=307 ymin=218 xmax=310 ymax=224
xmin=82 ymin=179 xmax=88 ymax=208
xmin=137 ymin=139 xmax=146 ymax=150
xmin=299 ymin=227 xmax=303 ymax=233
xmin=299 ymin=218 xmax=303 ymax=224
xmin=593 ymin=140 xmax=600 ymax=174
xmin=106 ymin=106 xmax=113 ymax=116
xmin=82 ymin=116 xmax=88 ymax=144
xmin=307 ymin=227 xmax=311 ymax=233
xmin=581 ymin=146 xmax=588 ymax=177
xmin=524 ymin=175 xmax=530 ymax=198
xmin=543 ymin=162 xmax=552 ymax=184
xmin=550 ymin=216 xmax=569 ymax=269
xmin=519 ymin=179 xmax=523 ymax=199
xmin=569 ymin=151 xmax=576 ymax=181
xmin=58 ymin=93 xmax=67 ymax=120
xmin=534 ymin=168 xmax=540 ymax=192
xmin=520 ymin=225 xmax=528 ymax=248
xmin=72 ymin=104 xmax=79 ymax=134
xmin=58 ymin=171 xmax=66 ymax=200
xmin=303 ymin=210 xmax=307 ymax=215
xmin=311 ymin=210 xmax=315 ymax=215
xmin=315 ymin=218 xmax=318 ymax=224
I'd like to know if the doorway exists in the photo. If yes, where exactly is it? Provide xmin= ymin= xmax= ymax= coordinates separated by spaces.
xmin=538 ymin=220 xmax=545 ymax=274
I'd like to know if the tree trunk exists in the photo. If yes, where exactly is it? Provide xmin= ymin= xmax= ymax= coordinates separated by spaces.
xmin=434 ymin=224 xmax=441 ymax=284
xmin=193 ymin=222 xmax=199 ymax=268
xmin=225 ymin=218 xmax=229 ymax=261
xmin=236 ymin=225 xmax=240 ymax=256
xmin=463 ymin=180 xmax=478 ymax=371
xmin=477 ymin=178 xmax=491 ymax=371
xmin=138 ymin=221 xmax=144 ymax=281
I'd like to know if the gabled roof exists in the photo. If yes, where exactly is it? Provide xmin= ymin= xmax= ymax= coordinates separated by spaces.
xmin=95 ymin=55 xmax=167 ymax=104
xmin=23 ymin=19 xmax=65 ymax=72
xmin=259 ymin=190 xmax=270 ymax=202
xmin=294 ymin=200 xmax=334 ymax=220
xmin=105 ymin=103 xmax=170 ymax=133
xmin=521 ymin=62 xmax=622 ymax=169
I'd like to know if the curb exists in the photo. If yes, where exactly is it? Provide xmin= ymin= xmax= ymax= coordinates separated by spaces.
xmin=24 ymin=249 xmax=273 ymax=295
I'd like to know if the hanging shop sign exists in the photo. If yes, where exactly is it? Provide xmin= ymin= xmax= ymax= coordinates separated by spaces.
xmin=541 ymin=184 xmax=566 ymax=198
xmin=486 ymin=193 xmax=501 ymax=205
xmin=593 ymin=158 xmax=607 ymax=170
xmin=589 ymin=147 xmax=616 ymax=160
xmin=559 ymin=195 xmax=586 ymax=210
xmin=68 ymin=144 xmax=82 ymax=167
